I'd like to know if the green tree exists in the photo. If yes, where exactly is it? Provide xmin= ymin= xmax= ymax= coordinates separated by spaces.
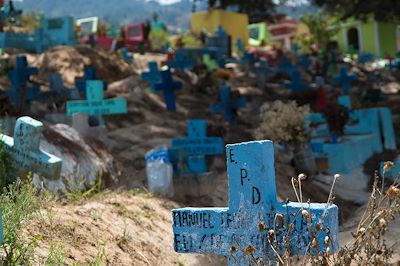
xmin=312 ymin=0 xmax=400 ymax=21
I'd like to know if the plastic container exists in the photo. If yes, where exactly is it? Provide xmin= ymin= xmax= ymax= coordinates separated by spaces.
xmin=145 ymin=145 xmax=174 ymax=197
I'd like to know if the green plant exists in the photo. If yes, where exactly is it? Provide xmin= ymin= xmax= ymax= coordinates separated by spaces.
xmin=0 ymin=138 xmax=15 ymax=189
xmin=45 ymin=241 xmax=67 ymax=266
xmin=66 ymin=170 xmax=104 ymax=203
xmin=0 ymin=176 xmax=45 ymax=264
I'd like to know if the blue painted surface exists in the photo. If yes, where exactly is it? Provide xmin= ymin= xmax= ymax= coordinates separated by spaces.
xmin=380 ymin=160 xmax=400 ymax=181
xmin=154 ymin=68 xmax=182 ymax=111
xmin=141 ymin=61 xmax=161 ymax=91
xmin=297 ymin=55 xmax=311 ymax=71
xmin=310 ymin=107 xmax=397 ymax=174
xmin=291 ymin=43 xmax=301 ymax=54
xmin=332 ymin=66 xmax=357 ymax=94
xmin=278 ymin=56 xmax=297 ymax=76
xmin=66 ymin=80 xmax=127 ymax=122
xmin=171 ymin=119 xmax=224 ymax=174
xmin=119 ymin=47 xmax=134 ymax=63
xmin=172 ymin=140 xmax=339 ymax=265
xmin=167 ymin=52 xmax=195 ymax=70
xmin=255 ymin=59 xmax=274 ymax=88
xmin=6 ymin=55 xmax=40 ymax=110
xmin=338 ymin=95 xmax=351 ymax=109
xmin=210 ymin=85 xmax=246 ymax=122
xmin=0 ymin=116 xmax=62 ymax=180
xmin=0 ymin=16 xmax=76 ymax=53
xmin=40 ymin=72 xmax=80 ymax=101
xmin=206 ymin=27 xmax=231 ymax=58
xmin=284 ymin=70 xmax=308 ymax=92
xmin=358 ymin=52 xmax=374 ymax=64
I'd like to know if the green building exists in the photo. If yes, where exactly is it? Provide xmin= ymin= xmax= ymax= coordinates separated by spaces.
xmin=332 ymin=18 xmax=400 ymax=57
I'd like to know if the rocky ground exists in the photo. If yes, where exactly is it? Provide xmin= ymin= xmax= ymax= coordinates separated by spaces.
xmin=0 ymin=46 xmax=399 ymax=265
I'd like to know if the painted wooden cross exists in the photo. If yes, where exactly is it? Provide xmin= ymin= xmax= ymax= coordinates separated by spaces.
xmin=255 ymin=59 xmax=273 ymax=88
xmin=172 ymin=140 xmax=339 ymax=265
xmin=278 ymin=56 xmax=297 ymax=76
xmin=119 ymin=47 xmax=134 ymax=63
xmin=211 ymin=85 xmax=246 ymax=123
xmin=0 ymin=116 xmax=62 ymax=180
xmin=154 ymin=68 xmax=182 ymax=111
xmin=284 ymin=70 xmax=308 ymax=92
xmin=332 ymin=66 xmax=357 ymax=94
xmin=167 ymin=52 xmax=195 ymax=70
xmin=297 ymin=55 xmax=312 ymax=72
xmin=74 ymin=65 xmax=107 ymax=95
xmin=66 ymin=80 xmax=127 ymax=125
xmin=6 ymin=55 xmax=40 ymax=112
xmin=171 ymin=119 xmax=224 ymax=174
xmin=141 ymin=61 xmax=161 ymax=91
xmin=39 ymin=72 xmax=80 ymax=102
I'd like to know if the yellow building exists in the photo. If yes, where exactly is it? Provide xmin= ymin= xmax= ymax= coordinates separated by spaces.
xmin=191 ymin=9 xmax=249 ymax=48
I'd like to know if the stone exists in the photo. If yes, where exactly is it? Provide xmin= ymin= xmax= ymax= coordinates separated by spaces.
xmin=154 ymin=68 xmax=182 ymax=111
xmin=170 ymin=119 xmax=223 ymax=174
xmin=210 ymin=85 xmax=246 ymax=123
xmin=172 ymin=140 xmax=339 ymax=265
xmin=332 ymin=66 xmax=357 ymax=94
xmin=141 ymin=61 xmax=161 ymax=91
xmin=6 ymin=55 xmax=40 ymax=112
xmin=66 ymin=80 xmax=128 ymax=125
xmin=0 ymin=116 xmax=62 ymax=180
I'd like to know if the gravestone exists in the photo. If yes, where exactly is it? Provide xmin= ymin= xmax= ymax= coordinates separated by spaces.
xmin=167 ymin=52 xmax=195 ymax=70
xmin=278 ymin=56 xmax=297 ymax=76
xmin=332 ymin=66 xmax=357 ymax=94
xmin=203 ymin=54 xmax=218 ymax=72
xmin=284 ymin=70 xmax=308 ymax=92
xmin=66 ymin=80 xmax=127 ymax=125
xmin=255 ymin=59 xmax=272 ymax=88
xmin=358 ymin=52 xmax=374 ymax=64
xmin=210 ymin=85 xmax=246 ymax=122
xmin=0 ymin=116 xmax=62 ymax=180
xmin=206 ymin=26 xmax=231 ymax=58
xmin=171 ymin=120 xmax=223 ymax=174
xmin=154 ymin=68 xmax=182 ymax=111
xmin=141 ymin=61 xmax=161 ymax=91
xmin=172 ymin=140 xmax=339 ymax=265
xmin=119 ymin=47 xmax=134 ymax=63
xmin=297 ymin=55 xmax=312 ymax=72
xmin=6 ymin=56 xmax=40 ymax=112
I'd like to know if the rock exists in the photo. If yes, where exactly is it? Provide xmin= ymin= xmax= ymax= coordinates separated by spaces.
xmin=36 ymin=123 xmax=120 ymax=194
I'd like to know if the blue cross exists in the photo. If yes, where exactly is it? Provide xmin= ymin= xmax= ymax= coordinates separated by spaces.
xmin=141 ymin=61 xmax=161 ymax=91
xmin=67 ymin=80 xmax=127 ymax=125
xmin=278 ymin=56 xmax=297 ymax=76
xmin=255 ymin=60 xmax=273 ymax=88
xmin=297 ymin=55 xmax=312 ymax=71
xmin=167 ymin=52 xmax=195 ymax=70
xmin=39 ymin=72 xmax=80 ymax=102
xmin=172 ymin=140 xmax=339 ymax=265
xmin=332 ymin=66 xmax=357 ymax=94
xmin=215 ymin=25 xmax=228 ymax=37
xmin=75 ymin=66 xmax=106 ymax=95
xmin=154 ymin=68 xmax=182 ymax=111
xmin=119 ymin=47 xmax=134 ymax=63
xmin=6 ymin=56 xmax=40 ymax=111
xmin=0 ymin=116 xmax=62 ymax=180
xmin=358 ymin=52 xmax=374 ymax=64
xmin=171 ymin=119 xmax=224 ymax=174
xmin=284 ymin=70 xmax=308 ymax=92
xmin=210 ymin=85 xmax=246 ymax=122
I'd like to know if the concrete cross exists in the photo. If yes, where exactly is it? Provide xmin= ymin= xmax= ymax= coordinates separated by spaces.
xmin=66 ymin=80 xmax=127 ymax=125
xmin=6 ymin=55 xmax=40 ymax=112
xmin=141 ymin=61 xmax=161 ymax=91
xmin=332 ymin=66 xmax=357 ymax=94
xmin=0 ymin=116 xmax=62 ymax=180
xmin=210 ymin=85 xmax=246 ymax=123
xmin=173 ymin=140 xmax=339 ymax=265
xmin=171 ymin=119 xmax=224 ymax=174
xmin=154 ymin=68 xmax=182 ymax=111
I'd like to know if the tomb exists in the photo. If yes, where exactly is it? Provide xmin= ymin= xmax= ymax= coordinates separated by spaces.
xmin=173 ymin=140 xmax=339 ymax=265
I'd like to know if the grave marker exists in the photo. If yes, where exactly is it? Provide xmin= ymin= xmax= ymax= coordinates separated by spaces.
xmin=284 ymin=70 xmax=308 ymax=92
xmin=210 ymin=85 xmax=246 ymax=122
xmin=255 ymin=59 xmax=272 ymax=88
xmin=0 ymin=116 xmax=62 ymax=180
xmin=358 ymin=52 xmax=374 ymax=64
xmin=154 ymin=68 xmax=182 ymax=111
xmin=40 ymin=72 xmax=80 ymax=101
xmin=291 ymin=43 xmax=301 ymax=54
xmin=172 ymin=140 xmax=339 ymax=265
xmin=171 ymin=120 xmax=223 ymax=174
xmin=66 ymin=80 xmax=127 ymax=124
xmin=297 ymin=54 xmax=312 ymax=71
xmin=74 ymin=66 xmax=102 ymax=94
xmin=6 ymin=56 xmax=40 ymax=112
xmin=141 ymin=61 xmax=161 ymax=91
xmin=278 ymin=56 xmax=296 ymax=76
xmin=119 ymin=47 xmax=134 ymax=63
xmin=332 ymin=66 xmax=357 ymax=94
xmin=167 ymin=52 xmax=195 ymax=70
